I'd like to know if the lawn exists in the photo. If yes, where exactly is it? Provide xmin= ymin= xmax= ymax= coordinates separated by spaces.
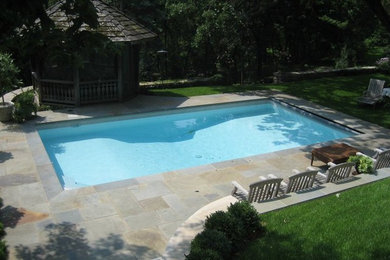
xmin=238 ymin=178 xmax=390 ymax=259
xmin=146 ymin=73 xmax=390 ymax=128
xmin=148 ymin=73 xmax=390 ymax=259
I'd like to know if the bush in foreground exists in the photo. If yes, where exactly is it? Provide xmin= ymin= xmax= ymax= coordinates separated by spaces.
xmin=186 ymin=201 xmax=264 ymax=259
xmin=12 ymin=90 xmax=37 ymax=123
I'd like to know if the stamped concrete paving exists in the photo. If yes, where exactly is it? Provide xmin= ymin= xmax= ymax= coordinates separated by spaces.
xmin=1 ymin=91 xmax=390 ymax=259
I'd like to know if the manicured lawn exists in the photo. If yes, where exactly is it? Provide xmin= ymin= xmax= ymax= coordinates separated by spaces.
xmin=147 ymin=74 xmax=390 ymax=258
xmin=146 ymin=73 xmax=390 ymax=128
xmin=238 ymin=178 xmax=390 ymax=259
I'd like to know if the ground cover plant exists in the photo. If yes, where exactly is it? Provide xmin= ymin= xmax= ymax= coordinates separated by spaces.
xmin=146 ymin=73 xmax=390 ymax=128
xmin=237 ymin=178 xmax=390 ymax=259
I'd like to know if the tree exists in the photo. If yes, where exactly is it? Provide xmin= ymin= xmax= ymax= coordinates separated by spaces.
xmin=363 ymin=0 xmax=390 ymax=33
xmin=0 ymin=0 xmax=113 ymax=83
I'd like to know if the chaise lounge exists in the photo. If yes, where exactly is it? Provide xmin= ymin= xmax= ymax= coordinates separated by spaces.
xmin=357 ymin=78 xmax=385 ymax=106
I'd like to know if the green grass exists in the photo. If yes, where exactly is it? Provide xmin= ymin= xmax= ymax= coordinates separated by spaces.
xmin=238 ymin=178 xmax=390 ymax=260
xmin=149 ymin=74 xmax=390 ymax=258
xmin=147 ymin=73 xmax=390 ymax=128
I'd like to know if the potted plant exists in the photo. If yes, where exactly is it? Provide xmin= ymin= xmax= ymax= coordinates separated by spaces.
xmin=347 ymin=155 xmax=374 ymax=174
xmin=0 ymin=52 xmax=21 ymax=122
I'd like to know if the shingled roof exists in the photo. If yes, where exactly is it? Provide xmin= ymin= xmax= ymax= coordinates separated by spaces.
xmin=46 ymin=0 xmax=156 ymax=42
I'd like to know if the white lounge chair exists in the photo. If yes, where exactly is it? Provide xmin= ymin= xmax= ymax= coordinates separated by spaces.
xmin=357 ymin=148 xmax=390 ymax=171
xmin=357 ymin=78 xmax=385 ymax=106
xmin=312 ymin=161 xmax=356 ymax=183
xmin=231 ymin=177 xmax=283 ymax=203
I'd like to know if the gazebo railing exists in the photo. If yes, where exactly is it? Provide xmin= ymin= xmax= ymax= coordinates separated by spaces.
xmin=38 ymin=79 xmax=75 ymax=105
xmin=80 ymin=80 xmax=118 ymax=104
xmin=32 ymin=73 xmax=119 ymax=105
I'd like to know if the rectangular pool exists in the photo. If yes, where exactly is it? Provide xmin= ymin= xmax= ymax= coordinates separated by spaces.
xmin=38 ymin=100 xmax=357 ymax=189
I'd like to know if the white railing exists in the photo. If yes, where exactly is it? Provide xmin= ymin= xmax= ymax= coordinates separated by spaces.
xmin=39 ymin=79 xmax=75 ymax=105
xmin=32 ymin=73 xmax=119 ymax=105
xmin=80 ymin=80 xmax=118 ymax=104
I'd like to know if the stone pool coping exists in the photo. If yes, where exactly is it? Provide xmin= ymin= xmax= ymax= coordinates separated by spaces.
xmin=1 ymin=90 xmax=390 ymax=259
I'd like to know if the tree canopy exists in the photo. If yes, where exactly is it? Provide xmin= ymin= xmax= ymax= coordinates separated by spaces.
xmin=1 ymin=0 xmax=389 ymax=84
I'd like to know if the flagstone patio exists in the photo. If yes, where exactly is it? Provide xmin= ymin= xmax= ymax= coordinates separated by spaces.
xmin=1 ymin=91 xmax=390 ymax=259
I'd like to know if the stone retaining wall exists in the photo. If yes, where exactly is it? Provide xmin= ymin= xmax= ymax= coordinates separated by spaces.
xmin=273 ymin=66 xmax=379 ymax=83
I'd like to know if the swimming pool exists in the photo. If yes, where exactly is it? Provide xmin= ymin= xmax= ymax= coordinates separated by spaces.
xmin=38 ymin=99 xmax=357 ymax=189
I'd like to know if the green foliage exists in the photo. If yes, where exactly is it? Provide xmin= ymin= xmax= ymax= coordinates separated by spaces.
xmin=383 ymin=96 xmax=390 ymax=108
xmin=2 ymin=0 xmax=389 ymax=85
xmin=348 ymin=155 xmax=374 ymax=174
xmin=335 ymin=46 xmax=350 ymax=69
xmin=0 ymin=53 xmax=21 ymax=103
xmin=377 ymin=57 xmax=390 ymax=74
xmin=186 ymin=201 xmax=264 ymax=259
xmin=0 ymin=224 xmax=5 ymax=244
xmin=0 ymin=198 xmax=8 ymax=260
xmin=12 ymin=91 xmax=37 ymax=123
xmin=186 ymin=248 xmax=223 ymax=260
xmin=187 ymin=229 xmax=231 ymax=260
xmin=204 ymin=211 xmax=235 ymax=236
xmin=228 ymin=201 xmax=265 ymax=239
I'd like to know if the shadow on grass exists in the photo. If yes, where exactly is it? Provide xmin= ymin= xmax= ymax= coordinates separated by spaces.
xmin=371 ymin=247 xmax=390 ymax=259
xmin=15 ymin=222 xmax=160 ymax=260
xmin=239 ymin=230 xmax=340 ymax=260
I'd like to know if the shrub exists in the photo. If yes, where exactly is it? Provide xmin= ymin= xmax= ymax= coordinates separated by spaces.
xmin=0 ymin=198 xmax=7 ymax=260
xmin=348 ymin=155 xmax=374 ymax=174
xmin=209 ymin=73 xmax=225 ymax=84
xmin=186 ymin=248 xmax=223 ymax=260
xmin=377 ymin=57 xmax=390 ymax=74
xmin=0 ymin=52 xmax=21 ymax=104
xmin=12 ymin=90 xmax=37 ymax=123
xmin=383 ymin=96 xmax=390 ymax=108
xmin=187 ymin=201 xmax=264 ymax=259
xmin=186 ymin=229 xmax=231 ymax=259
xmin=204 ymin=210 xmax=236 ymax=237
xmin=228 ymin=201 xmax=265 ymax=240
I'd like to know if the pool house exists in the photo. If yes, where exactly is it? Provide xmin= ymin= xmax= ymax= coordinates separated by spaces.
xmin=31 ymin=0 xmax=156 ymax=106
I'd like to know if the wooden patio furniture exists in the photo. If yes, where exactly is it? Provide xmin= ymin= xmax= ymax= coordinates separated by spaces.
xmin=231 ymin=177 xmax=283 ymax=203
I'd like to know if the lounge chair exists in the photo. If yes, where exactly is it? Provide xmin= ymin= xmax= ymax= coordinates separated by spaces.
xmin=312 ymin=161 xmax=356 ymax=183
xmin=231 ymin=177 xmax=283 ymax=203
xmin=357 ymin=78 xmax=385 ymax=106
xmin=357 ymin=148 xmax=390 ymax=171
xmin=274 ymin=170 xmax=318 ymax=193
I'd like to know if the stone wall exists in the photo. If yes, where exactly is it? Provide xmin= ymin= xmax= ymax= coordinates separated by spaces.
xmin=273 ymin=66 xmax=379 ymax=83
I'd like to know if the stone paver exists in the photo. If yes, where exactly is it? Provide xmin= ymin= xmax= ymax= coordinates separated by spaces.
xmin=1 ymin=92 xmax=390 ymax=259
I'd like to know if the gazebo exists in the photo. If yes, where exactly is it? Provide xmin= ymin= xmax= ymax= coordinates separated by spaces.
xmin=31 ymin=0 xmax=156 ymax=106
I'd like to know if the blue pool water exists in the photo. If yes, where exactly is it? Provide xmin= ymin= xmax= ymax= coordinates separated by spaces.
xmin=38 ymin=100 xmax=356 ymax=189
